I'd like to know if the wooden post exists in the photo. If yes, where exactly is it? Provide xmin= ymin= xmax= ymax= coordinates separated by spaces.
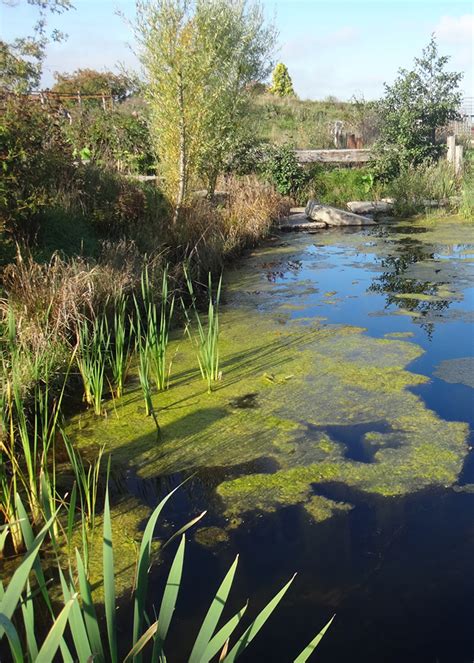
xmin=447 ymin=135 xmax=455 ymax=164
xmin=454 ymin=144 xmax=464 ymax=175
xmin=77 ymin=90 xmax=82 ymax=106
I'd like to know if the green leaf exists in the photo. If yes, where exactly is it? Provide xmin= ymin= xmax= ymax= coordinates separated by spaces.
xmin=36 ymin=595 xmax=77 ymax=663
xmin=156 ymin=534 xmax=185 ymax=646
xmin=0 ymin=614 xmax=23 ymax=663
xmin=0 ymin=511 xmax=55 ymax=631
xmin=189 ymin=555 xmax=240 ymax=663
xmin=293 ymin=615 xmax=335 ymax=663
xmin=21 ymin=580 xmax=38 ymax=660
xmin=132 ymin=483 xmax=183 ymax=658
xmin=103 ymin=484 xmax=118 ymax=663
xmin=75 ymin=548 xmax=105 ymax=662
xmin=124 ymin=620 xmax=159 ymax=662
xmin=224 ymin=574 xmax=297 ymax=662
xmin=58 ymin=566 xmax=92 ymax=662
xmin=201 ymin=603 xmax=248 ymax=663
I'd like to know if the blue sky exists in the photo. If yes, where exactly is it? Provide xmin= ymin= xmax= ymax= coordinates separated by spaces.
xmin=2 ymin=0 xmax=472 ymax=100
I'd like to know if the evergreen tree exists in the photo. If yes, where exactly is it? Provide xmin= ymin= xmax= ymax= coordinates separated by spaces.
xmin=269 ymin=62 xmax=295 ymax=97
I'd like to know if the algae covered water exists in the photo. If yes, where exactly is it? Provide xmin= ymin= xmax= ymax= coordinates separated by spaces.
xmin=71 ymin=215 xmax=474 ymax=662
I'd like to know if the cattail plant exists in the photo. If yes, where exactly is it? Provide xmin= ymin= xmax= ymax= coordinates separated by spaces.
xmin=141 ymin=265 xmax=175 ymax=391
xmin=184 ymin=268 xmax=222 ymax=393
xmin=77 ymin=316 xmax=110 ymax=415
xmin=107 ymin=293 xmax=132 ymax=399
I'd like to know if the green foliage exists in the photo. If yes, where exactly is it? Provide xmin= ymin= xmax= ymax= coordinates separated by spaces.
xmin=184 ymin=269 xmax=222 ymax=393
xmin=63 ymin=103 xmax=155 ymax=174
xmin=0 ymin=0 xmax=72 ymax=93
xmin=0 ymin=490 xmax=333 ymax=661
xmin=308 ymin=166 xmax=380 ymax=208
xmin=373 ymin=36 xmax=463 ymax=180
xmin=269 ymin=62 xmax=296 ymax=98
xmin=386 ymin=161 xmax=460 ymax=217
xmin=263 ymin=143 xmax=307 ymax=197
xmin=0 ymin=96 xmax=75 ymax=240
xmin=136 ymin=0 xmax=275 ymax=216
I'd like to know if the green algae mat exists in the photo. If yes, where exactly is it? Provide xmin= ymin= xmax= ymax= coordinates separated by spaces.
xmin=68 ymin=216 xmax=473 ymax=552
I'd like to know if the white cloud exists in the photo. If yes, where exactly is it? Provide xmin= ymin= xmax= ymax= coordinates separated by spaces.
xmin=434 ymin=14 xmax=474 ymax=42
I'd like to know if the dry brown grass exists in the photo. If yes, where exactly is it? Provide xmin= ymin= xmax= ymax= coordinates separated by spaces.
xmin=175 ymin=175 xmax=289 ymax=274
xmin=0 ymin=247 xmax=140 ymax=362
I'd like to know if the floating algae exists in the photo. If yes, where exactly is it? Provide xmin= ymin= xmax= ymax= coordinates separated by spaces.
xmin=67 ymin=217 xmax=471 ymax=538
xmin=434 ymin=357 xmax=474 ymax=389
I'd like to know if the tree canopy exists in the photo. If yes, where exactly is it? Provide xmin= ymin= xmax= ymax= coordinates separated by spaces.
xmin=136 ymin=0 xmax=275 ymax=221
xmin=51 ymin=69 xmax=137 ymax=102
xmin=373 ymin=36 xmax=463 ymax=180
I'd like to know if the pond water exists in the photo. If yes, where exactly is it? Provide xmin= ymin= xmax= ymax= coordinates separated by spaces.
xmin=72 ymin=215 xmax=474 ymax=662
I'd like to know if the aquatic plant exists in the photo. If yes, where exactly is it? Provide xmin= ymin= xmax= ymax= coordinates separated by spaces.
xmin=184 ymin=269 xmax=222 ymax=393
xmin=76 ymin=315 xmax=110 ymax=415
xmin=141 ymin=265 xmax=175 ymax=392
xmin=0 ymin=342 xmax=69 ymax=550
xmin=108 ymin=293 xmax=132 ymax=399
xmin=0 ymin=488 xmax=333 ymax=662
xmin=133 ymin=310 xmax=159 ymax=431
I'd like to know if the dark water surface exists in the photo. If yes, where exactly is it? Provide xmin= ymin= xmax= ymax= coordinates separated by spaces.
xmin=117 ymin=218 xmax=474 ymax=662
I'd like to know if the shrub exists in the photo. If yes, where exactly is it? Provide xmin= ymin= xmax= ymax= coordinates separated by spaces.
xmin=385 ymin=160 xmax=459 ymax=217
xmin=0 ymin=96 xmax=75 ymax=241
xmin=262 ymin=144 xmax=307 ymax=198
xmin=306 ymin=166 xmax=379 ymax=207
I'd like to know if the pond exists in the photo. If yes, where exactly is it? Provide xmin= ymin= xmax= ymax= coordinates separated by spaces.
xmin=70 ymin=214 xmax=474 ymax=662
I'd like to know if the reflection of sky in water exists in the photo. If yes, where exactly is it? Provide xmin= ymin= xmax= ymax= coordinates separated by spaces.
xmin=236 ymin=222 xmax=474 ymax=465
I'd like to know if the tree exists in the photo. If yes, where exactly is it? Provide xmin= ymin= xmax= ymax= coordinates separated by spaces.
xmin=0 ymin=0 xmax=72 ymax=93
xmin=269 ymin=62 xmax=295 ymax=98
xmin=135 ymin=0 xmax=275 ymax=222
xmin=51 ymin=68 xmax=137 ymax=103
xmin=372 ymin=36 xmax=463 ymax=180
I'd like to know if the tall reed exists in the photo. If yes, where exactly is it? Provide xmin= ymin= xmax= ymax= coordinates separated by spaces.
xmin=77 ymin=315 xmax=110 ymax=415
xmin=107 ymin=293 xmax=132 ymax=399
xmin=141 ymin=265 xmax=175 ymax=392
xmin=184 ymin=269 xmax=222 ymax=393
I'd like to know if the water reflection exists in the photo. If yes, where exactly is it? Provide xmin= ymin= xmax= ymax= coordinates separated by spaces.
xmin=368 ymin=236 xmax=452 ymax=336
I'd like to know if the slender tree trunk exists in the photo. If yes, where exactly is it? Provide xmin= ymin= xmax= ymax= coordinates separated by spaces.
xmin=174 ymin=71 xmax=186 ymax=226
xmin=206 ymin=168 xmax=219 ymax=201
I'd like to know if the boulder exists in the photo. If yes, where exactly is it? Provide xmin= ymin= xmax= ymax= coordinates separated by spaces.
xmin=347 ymin=200 xmax=394 ymax=216
xmin=279 ymin=212 xmax=327 ymax=232
xmin=305 ymin=200 xmax=375 ymax=226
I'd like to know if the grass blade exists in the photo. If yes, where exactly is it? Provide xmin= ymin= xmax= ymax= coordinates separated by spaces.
xmin=189 ymin=555 xmax=239 ymax=663
xmin=0 ymin=510 xmax=56 ymax=629
xmin=293 ymin=615 xmax=335 ymax=663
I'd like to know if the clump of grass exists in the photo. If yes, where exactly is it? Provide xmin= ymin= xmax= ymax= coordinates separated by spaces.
xmin=76 ymin=316 xmax=110 ymax=415
xmin=133 ymin=312 xmax=160 ymax=432
xmin=184 ymin=269 xmax=222 ymax=394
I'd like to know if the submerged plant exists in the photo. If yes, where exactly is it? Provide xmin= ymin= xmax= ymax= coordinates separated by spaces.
xmin=184 ymin=269 xmax=222 ymax=393
xmin=76 ymin=315 xmax=110 ymax=415
xmin=0 ymin=488 xmax=333 ymax=662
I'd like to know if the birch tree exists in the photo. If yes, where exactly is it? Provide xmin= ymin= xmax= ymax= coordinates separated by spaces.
xmin=135 ymin=0 xmax=275 ymax=222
